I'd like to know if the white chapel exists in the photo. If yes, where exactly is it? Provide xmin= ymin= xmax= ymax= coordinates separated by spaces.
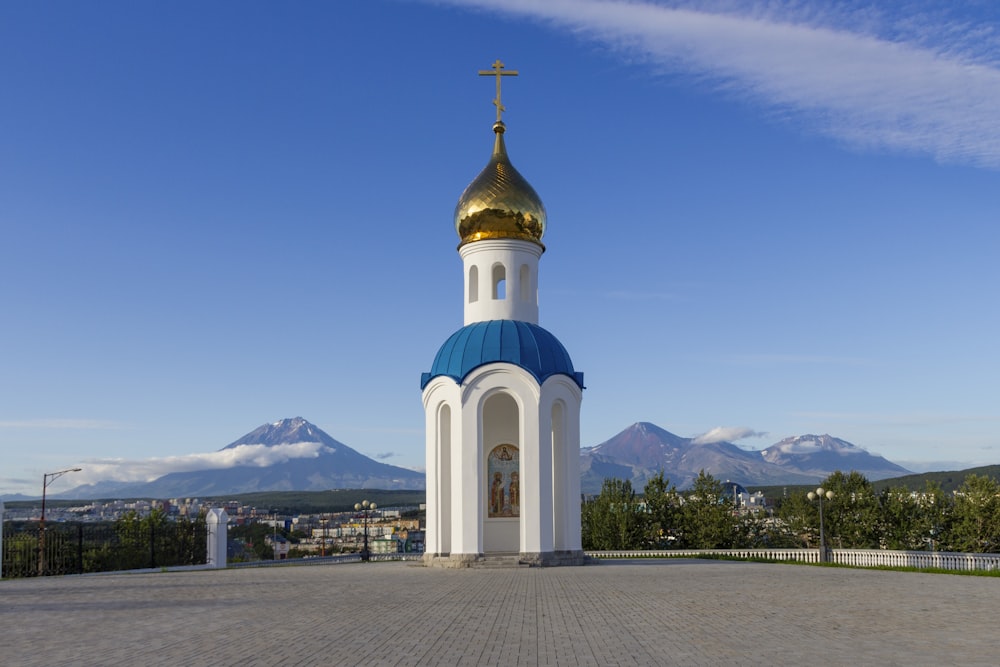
xmin=421 ymin=61 xmax=585 ymax=567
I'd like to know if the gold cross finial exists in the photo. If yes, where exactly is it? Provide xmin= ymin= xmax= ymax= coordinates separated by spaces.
xmin=478 ymin=59 xmax=519 ymax=123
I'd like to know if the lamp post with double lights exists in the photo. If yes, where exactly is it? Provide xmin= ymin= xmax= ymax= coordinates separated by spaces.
xmin=354 ymin=499 xmax=376 ymax=562
xmin=38 ymin=467 xmax=82 ymax=574
xmin=807 ymin=487 xmax=834 ymax=563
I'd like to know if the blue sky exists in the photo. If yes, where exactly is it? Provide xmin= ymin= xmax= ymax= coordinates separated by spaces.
xmin=2 ymin=0 xmax=999 ymax=496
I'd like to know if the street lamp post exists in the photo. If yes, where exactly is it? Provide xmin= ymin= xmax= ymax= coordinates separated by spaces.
xmin=38 ymin=467 xmax=82 ymax=575
xmin=354 ymin=499 xmax=376 ymax=562
xmin=319 ymin=515 xmax=328 ymax=558
xmin=807 ymin=487 xmax=834 ymax=563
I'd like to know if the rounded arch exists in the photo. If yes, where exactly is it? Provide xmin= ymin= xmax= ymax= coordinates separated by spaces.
xmin=480 ymin=390 xmax=520 ymax=448
xmin=480 ymin=389 xmax=522 ymax=552
xmin=491 ymin=262 xmax=506 ymax=300
xmin=468 ymin=265 xmax=479 ymax=303
xmin=462 ymin=364 xmax=541 ymax=408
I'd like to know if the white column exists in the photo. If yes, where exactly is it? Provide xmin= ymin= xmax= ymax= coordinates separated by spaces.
xmin=521 ymin=403 xmax=553 ymax=555
xmin=550 ymin=400 xmax=567 ymax=551
xmin=424 ymin=403 xmax=440 ymax=555
xmin=206 ymin=508 xmax=228 ymax=568
xmin=424 ymin=381 xmax=463 ymax=562
xmin=544 ymin=379 xmax=584 ymax=553
xmin=453 ymin=403 xmax=483 ymax=556
xmin=564 ymin=399 xmax=583 ymax=551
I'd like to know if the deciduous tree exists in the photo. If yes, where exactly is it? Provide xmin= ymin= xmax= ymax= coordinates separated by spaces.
xmin=950 ymin=474 xmax=1000 ymax=553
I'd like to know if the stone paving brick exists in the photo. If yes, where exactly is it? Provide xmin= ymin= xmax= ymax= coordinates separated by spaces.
xmin=3 ymin=558 xmax=1000 ymax=666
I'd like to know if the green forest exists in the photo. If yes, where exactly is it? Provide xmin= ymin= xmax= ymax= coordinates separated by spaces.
xmin=583 ymin=470 xmax=1000 ymax=553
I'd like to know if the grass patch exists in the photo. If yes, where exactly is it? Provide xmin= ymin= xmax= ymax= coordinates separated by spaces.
xmin=589 ymin=552 xmax=1000 ymax=576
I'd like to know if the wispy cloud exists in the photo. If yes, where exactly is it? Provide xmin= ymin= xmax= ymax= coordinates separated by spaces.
xmin=441 ymin=0 xmax=1000 ymax=168
xmin=71 ymin=443 xmax=331 ymax=486
xmin=692 ymin=425 xmax=767 ymax=444
xmin=0 ymin=419 xmax=125 ymax=430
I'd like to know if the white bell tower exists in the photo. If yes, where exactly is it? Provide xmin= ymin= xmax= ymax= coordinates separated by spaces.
xmin=421 ymin=61 xmax=585 ymax=568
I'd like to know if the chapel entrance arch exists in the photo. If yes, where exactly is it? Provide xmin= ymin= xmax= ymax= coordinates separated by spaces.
xmin=482 ymin=391 xmax=520 ymax=552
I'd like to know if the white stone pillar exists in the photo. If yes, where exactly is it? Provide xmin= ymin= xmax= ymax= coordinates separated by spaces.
xmin=206 ymin=508 xmax=228 ymax=568
xmin=564 ymin=401 xmax=583 ymax=552
xmin=454 ymin=409 xmax=482 ymax=556
xmin=520 ymin=409 xmax=553 ymax=557
xmin=424 ymin=411 xmax=441 ymax=555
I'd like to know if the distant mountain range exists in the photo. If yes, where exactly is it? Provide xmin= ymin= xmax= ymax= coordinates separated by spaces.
xmin=40 ymin=418 xmax=914 ymax=501
xmin=760 ymin=433 xmax=909 ymax=480
xmin=580 ymin=422 xmax=910 ymax=494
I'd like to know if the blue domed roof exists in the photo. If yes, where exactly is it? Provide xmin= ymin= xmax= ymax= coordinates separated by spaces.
xmin=421 ymin=320 xmax=584 ymax=390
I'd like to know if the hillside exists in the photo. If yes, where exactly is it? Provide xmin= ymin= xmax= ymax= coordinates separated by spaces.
xmin=749 ymin=464 xmax=1000 ymax=498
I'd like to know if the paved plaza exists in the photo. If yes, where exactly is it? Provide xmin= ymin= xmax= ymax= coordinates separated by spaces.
xmin=4 ymin=558 xmax=999 ymax=666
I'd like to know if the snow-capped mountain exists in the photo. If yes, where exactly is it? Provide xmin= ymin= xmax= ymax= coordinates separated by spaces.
xmin=580 ymin=422 xmax=910 ymax=493
xmin=581 ymin=422 xmax=818 ymax=493
xmin=221 ymin=417 xmax=335 ymax=450
xmin=62 ymin=418 xmax=424 ymax=499
xmin=760 ymin=434 xmax=910 ymax=480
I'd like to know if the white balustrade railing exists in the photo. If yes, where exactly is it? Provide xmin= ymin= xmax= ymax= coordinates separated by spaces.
xmin=587 ymin=548 xmax=1000 ymax=572
xmin=831 ymin=549 xmax=1000 ymax=571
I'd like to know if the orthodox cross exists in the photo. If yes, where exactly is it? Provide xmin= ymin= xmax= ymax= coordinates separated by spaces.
xmin=479 ymin=59 xmax=519 ymax=123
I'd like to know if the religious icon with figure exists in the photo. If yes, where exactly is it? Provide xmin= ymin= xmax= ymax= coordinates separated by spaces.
xmin=487 ymin=443 xmax=520 ymax=518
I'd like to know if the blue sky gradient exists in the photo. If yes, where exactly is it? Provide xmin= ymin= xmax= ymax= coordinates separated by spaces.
xmin=2 ymin=0 xmax=998 ymax=495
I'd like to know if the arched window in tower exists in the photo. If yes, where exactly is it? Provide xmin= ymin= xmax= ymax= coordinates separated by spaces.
xmin=468 ymin=265 xmax=479 ymax=303
xmin=519 ymin=264 xmax=531 ymax=301
xmin=492 ymin=263 xmax=506 ymax=300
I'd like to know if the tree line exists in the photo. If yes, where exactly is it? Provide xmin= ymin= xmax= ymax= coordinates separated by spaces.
xmin=582 ymin=470 xmax=1000 ymax=553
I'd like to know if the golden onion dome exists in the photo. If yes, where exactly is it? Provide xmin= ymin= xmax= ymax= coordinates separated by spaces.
xmin=454 ymin=121 xmax=546 ymax=249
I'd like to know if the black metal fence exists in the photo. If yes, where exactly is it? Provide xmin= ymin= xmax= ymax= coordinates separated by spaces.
xmin=2 ymin=520 xmax=207 ymax=578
